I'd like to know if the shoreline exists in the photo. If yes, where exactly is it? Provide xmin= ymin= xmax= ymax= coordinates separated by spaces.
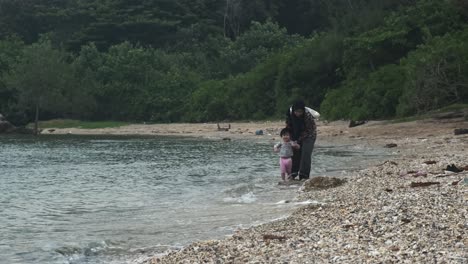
xmin=144 ymin=118 xmax=467 ymax=263
xmin=44 ymin=118 xmax=468 ymax=263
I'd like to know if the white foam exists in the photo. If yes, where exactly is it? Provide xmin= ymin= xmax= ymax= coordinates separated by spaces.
xmin=223 ymin=192 xmax=257 ymax=204
xmin=293 ymin=200 xmax=323 ymax=205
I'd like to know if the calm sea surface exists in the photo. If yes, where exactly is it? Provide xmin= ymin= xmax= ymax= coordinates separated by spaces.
xmin=0 ymin=135 xmax=392 ymax=264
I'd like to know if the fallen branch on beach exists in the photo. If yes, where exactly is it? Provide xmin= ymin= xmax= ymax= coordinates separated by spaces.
xmin=453 ymin=128 xmax=468 ymax=135
xmin=262 ymin=234 xmax=287 ymax=241
xmin=410 ymin=181 xmax=440 ymax=188
xmin=436 ymin=171 xmax=468 ymax=178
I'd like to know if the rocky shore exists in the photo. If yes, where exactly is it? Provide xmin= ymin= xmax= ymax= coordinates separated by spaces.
xmin=0 ymin=113 xmax=35 ymax=134
xmin=137 ymin=118 xmax=467 ymax=263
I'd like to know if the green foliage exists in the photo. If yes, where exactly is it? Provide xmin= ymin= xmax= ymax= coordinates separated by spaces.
xmin=343 ymin=0 xmax=462 ymax=78
xmin=0 ymin=0 xmax=70 ymax=43
xmin=321 ymin=0 xmax=467 ymax=121
xmin=220 ymin=20 xmax=303 ymax=75
xmin=74 ymin=42 xmax=202 ymax=122
xmin=4 ymin=38 xmax=76 ymax=120
xmin=228 ymin=55 xmax=283 ymax=120
xmin=397 ymin=29 xmax=468 ymax=116
xmin=0 ymin=36 xmax=24 ymax=115
xmin=0 ymin=0 xmax=467 ymax=124
xmin=274 ymin=33 xmax=344 ymax=113
xmin=321 ymin=64 xmax=405 ymax=120
xmin=189 ymin=80 xmax=229 ymax=122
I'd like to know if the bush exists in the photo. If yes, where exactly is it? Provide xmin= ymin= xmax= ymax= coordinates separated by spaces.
xmin=397 ymin=29 xmax=468 ymax=116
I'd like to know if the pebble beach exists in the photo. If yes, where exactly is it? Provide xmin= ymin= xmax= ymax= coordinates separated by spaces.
xmin=143 ymin=118 xmax=467 ymax=263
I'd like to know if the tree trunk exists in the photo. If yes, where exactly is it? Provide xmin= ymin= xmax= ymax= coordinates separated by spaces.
xmin=34 ymin=102 xmax=39 ymax=136
xmin=224 ymin=0 xmax=229 ymax=38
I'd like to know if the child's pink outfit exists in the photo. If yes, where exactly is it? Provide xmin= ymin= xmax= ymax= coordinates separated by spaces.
xmin=274 ymin=141 xmax=297 ymax=181
xmin=279 ymin=157 xmax=292 ymax=176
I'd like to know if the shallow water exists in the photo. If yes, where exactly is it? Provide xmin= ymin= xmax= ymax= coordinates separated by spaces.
xmin=0 ymin=135 xmax=392 ymax=263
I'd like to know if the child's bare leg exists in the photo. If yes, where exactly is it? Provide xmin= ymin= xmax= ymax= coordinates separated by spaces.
xmin=280 ymin=158 xmax=288 ymax=181
xmin=285 ymin=158 xmax=293 ymax=180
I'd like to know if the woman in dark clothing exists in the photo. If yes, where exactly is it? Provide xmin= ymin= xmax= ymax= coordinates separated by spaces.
xmin=286 ymin=100 xmax=317 ymax=180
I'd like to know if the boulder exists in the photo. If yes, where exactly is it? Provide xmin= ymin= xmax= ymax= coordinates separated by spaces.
xmin=0 ymin=120 xmax=15 ymax=133
xmin=0 ymin=113 xmax=38 ymax=134
xmin=301 ymin=176 xmax=347 ymax=192
xmin=349 ymin=120 xmax=367 ymax=128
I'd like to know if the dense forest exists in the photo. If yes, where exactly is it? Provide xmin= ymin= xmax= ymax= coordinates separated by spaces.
xmin=0 ymin=0 xmax=467 ymax=125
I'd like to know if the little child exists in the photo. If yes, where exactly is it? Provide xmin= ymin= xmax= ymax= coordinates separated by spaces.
xmin=273 ymin=128 xmax=300 ymax=181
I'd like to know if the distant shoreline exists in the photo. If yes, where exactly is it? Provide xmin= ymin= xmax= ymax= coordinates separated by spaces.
xmin=40 ymin=117 xmax=467 ymax=147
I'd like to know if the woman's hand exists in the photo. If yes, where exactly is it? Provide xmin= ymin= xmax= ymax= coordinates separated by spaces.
xmin=291 ymin=141 xmax=300 ymax=149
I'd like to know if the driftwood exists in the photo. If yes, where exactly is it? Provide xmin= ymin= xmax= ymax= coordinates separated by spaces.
xmin=452 ymin=180 xmax=463 ymax=186
xmin=410 ymin=182 xmax=440 ymax=188
xmin=217 ymin=123 xmax=231 ymax=131
xmin=263 ymin=234 xmax=287 ymax=241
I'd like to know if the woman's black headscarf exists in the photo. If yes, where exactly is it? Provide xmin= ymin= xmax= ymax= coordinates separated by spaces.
xmin=290 ymin=100 xmax=306 ymax=141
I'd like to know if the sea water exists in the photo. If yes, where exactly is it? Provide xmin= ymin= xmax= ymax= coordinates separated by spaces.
xmin=0 ymin=135 xmax=392 ymax=264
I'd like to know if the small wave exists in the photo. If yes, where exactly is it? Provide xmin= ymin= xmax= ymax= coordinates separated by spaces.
xmin=54 ymin=240 xmax=136 ymax=264
xmin=294 ymin=200 xmax=323 ymax=205
xmin=223 ymin=192 xmax=257 ymax=204
xmin=275 ymin=199 xmax=323 ymax=206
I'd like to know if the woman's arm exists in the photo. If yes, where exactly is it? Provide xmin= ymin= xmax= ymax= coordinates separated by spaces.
xmin=299 ymin=112 xmax=317 ymax=141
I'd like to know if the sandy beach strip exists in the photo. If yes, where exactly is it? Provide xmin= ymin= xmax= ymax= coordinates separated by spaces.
xmin=45 ymin=118 xmax=468 ymax=263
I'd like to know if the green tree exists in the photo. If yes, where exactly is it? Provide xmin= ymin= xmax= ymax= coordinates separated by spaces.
xmin=321 ymin=64 xmax=405 ymax=120
xmin=342 ymin=0 xmax=462 ymax=79
xmin=220 ymin=20 xmax=303 ymax=75
xmin=273 ymin=32 xmax=344 ymax=113
xmin=5 ymin=39 xmax=75 ymax=134
xmin=69 ymin=43 xmax=101 ymax=119
xmin=188 ymin=80 xmax=229 ymax=122
xmin=0 ymin=36 xmax=25 ymax=118
xmin=397 ymin=29 xmax=468 ymax=115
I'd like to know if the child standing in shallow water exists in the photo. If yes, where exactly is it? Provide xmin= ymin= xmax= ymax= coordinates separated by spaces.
xmin=274 ymin=128 xmax=300 ymax=181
